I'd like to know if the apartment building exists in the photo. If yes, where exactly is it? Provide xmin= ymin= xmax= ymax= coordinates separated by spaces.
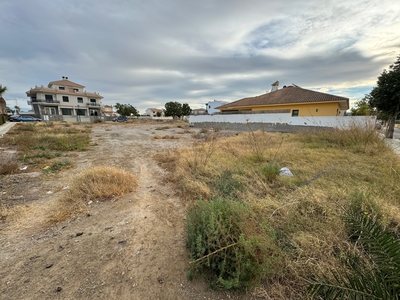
xmin=26 ymin=77 xmax=103 ymax=121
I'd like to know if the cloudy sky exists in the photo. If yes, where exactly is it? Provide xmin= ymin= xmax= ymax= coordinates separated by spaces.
xmin=0 ymin=0 xmax=399 ymax=113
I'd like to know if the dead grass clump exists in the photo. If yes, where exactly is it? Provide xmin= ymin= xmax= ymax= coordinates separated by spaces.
xmin=301 ymin=124 xmax=386 ymax=154
xmin=153 ymin=135 xmax=179 ymax=140
xmin=66 ymin=166 xmax=137 ymax=204
xmin=52 ymin=166 xmax=137 ymax=222
xmin=0 ymin=153 xmax=18 ymax=175
xmin=155 ymin=126 xmax=170 ymax=130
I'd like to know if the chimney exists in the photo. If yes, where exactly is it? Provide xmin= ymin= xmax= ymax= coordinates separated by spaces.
xmin=65 ymin=76 xmax=68 ymax=80
xmin=270 ymin=81 xmax=279 ymax=92
xmin=62 ymin=76 xmax=65 ymax=79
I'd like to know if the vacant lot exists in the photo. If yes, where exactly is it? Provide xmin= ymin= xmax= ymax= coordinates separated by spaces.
xmin=1 ymin=122 xmax=399 ymax=299
xmin=0 ymin=122 xmax=239 ymax=300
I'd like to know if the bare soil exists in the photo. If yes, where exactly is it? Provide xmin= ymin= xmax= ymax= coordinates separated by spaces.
xmin=0 ymin=123 xmax=248 ymax=300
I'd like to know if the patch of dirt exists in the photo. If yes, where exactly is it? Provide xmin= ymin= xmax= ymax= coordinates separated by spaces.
xmin=0 ymin=123 xmax=249 ymax=299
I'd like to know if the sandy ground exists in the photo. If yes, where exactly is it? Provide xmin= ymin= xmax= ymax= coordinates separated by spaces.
xmin=0 ymin=123 xmax=248 ymax=300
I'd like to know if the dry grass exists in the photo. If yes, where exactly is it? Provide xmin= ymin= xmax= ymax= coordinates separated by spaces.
xmin=157 ymin=126 xmax=400 ymax=297
xmin=153 ymin=135 xmax=179 ymax=140
xmin=0 ymin=122 xmax=91 ymax=171
xmin=51 ymin=166 xmax=137 ymax=222
xmin=0 ymin=153 xmax=18 ymax=175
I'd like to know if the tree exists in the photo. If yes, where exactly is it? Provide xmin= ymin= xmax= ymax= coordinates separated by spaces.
xmin=114 ymin=103 xmax=139 ymax=117
xmin=0 ymin=85 xmax=6 ymax=97
xmin=164 ymin=101 xmax=192 ymax=118
xmin=350 ymin=96 xmax=374 ymax=116
xmin=182 ymin=103 xmax=192 ymax=116
xmin=164 ymin=101 xmax=183 ymax=118
xmin=368 ymin=55 xmax=400 ymax=138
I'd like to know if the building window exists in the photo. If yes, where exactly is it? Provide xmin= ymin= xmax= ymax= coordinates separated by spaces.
xmin=59 ymin=86 xmax=65 ymax=90
xmin=77 ymin=97 xmax=83 ymax=103
xmin=76 ymin=109 xmax=86 ymax=116
xmin=73 ymin=89 xmax=79 ymax=92
xmin=62 ymin=96 xmax=69 ymax=102
xmin=316 ymin=108 xmax=319 ymax=112
xmin=61 ymin=108 xmax=73 ymax=115
xmin=90 ymin=98 xmax=96 ymax=103
xmin=291 ymin=109 xmax=299 ymax=117
xmin=45 ymin=94 xmax=53 ymax=101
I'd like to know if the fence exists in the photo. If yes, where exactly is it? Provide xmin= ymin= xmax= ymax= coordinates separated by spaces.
xmin=188 ymin=113 xmax=377 ymax=130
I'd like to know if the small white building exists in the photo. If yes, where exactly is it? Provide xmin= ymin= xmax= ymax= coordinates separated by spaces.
xmin=145 ymin=108 xmax=165 ymax=117
xmin=206 ymin=100 xmax=228 ymax=115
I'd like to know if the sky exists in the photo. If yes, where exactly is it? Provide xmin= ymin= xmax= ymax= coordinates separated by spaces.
xmin=0 ymin=0 xmax=399 ymax=113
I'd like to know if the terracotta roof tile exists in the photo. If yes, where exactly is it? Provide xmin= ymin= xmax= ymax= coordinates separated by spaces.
xmin=48 ymin=79 xmax=85 ymax=88
xmin=218 ymin=86 xmax=349 ymax=110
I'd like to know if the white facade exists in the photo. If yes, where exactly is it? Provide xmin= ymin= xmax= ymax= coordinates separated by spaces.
xmin=145 ymin=108 xmax=165 ymax=117
xmin=26 ymin=78 xmax=103 ymax=120
xmin=206 ymin=100 xmax=228 ymax=115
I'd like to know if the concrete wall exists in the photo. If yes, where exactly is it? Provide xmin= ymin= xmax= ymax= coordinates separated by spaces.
xmin=188 ymin=113 xmax=376 ymax=129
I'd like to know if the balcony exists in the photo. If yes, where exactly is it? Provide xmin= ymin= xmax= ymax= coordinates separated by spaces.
xmin=32 ymin=98 xmax=60 ymax=105
xmin=86 ymin=102 xmax=101 ymax=107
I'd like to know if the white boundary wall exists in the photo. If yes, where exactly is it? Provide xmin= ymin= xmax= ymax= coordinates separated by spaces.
xmin=189 ymin=113 xmax=376 ymax=129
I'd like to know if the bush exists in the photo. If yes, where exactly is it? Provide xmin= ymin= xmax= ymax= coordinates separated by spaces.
xmin=213 ymin=171 xmax=242 ymax=198
xmin=43 ymin=159 xmax=72 ymax=173
xmin=259 ymin=162 xmax=280 ymax=182
xmin=309 ymin=194 xmax=400 ymax=299
xmin=187 ymin=198 xmax=282 ymax=289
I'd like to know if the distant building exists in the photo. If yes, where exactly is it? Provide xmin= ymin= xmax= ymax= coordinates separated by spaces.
xmin=101 ymin=105 xmax=116 ymax=117
xmin=206 ymin=100 xmax=228 ymax=115
xmin=145 ymin=108 xmax=165 ymax=117
xmin=217 ymin=82 xmax=349 ymax=116
xmin=26 ymin=77 xmax=103 ymax=121
xmin=191 ymin=108 xmax=207 ymax=115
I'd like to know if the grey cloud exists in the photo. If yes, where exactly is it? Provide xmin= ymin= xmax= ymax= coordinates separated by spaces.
xmin=0 ymin=0 xmax=399 ymax=112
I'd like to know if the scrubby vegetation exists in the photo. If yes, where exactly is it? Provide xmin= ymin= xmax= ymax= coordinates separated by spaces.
xmin=0 ymin=123 xmax=90 ymax=172
xmin=52 ymin=166 xmax=138 ymax=222
xmin=157 ymin=126 xmax=400 ymax=298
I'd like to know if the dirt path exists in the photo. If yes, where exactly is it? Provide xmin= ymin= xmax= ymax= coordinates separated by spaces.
xmin=0 ymin=123 xmax=239 ymax=300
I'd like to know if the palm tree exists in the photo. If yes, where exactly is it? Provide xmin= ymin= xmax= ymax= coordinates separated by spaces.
xmin=0 ymin=85 xmax=7 ymax=97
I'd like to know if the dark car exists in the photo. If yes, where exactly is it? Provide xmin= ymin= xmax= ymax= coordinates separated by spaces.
xmin=10 ymin=115 xmax=42 ymax=122
xmin=112 ymin=116 xmax=128 ymax=122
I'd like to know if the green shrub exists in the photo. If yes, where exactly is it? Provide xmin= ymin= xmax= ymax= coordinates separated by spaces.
xmin=187 ymin=198 xmax=282 ymax=289
xmin=259 ymin=162 xmax=280 ymax=182
xmin=213 ymin=171 xmax=242 ymax=198
xmin=43 ymin=159 xmax=72 ymax=173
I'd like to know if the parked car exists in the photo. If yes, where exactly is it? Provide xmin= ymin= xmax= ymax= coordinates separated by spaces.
xmin=10 ymin=115 xmax=42 ymax=122
xmin=112 ymin=116 xmax=128 ymax=122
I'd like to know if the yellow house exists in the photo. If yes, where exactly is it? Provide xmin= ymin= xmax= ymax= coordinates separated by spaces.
xmin=217 ymin=84 xmax=349 ymax=117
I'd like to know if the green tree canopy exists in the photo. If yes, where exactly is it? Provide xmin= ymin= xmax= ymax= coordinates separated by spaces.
xmin=165 ymin=101 xmax=182 ymax=118
xmin=182 ymin=103 xmax=192 ymax=116
xmin=368 ymin=55 xmax=400 ymax=138
xmin=114 ymin=103 xmax=139 ymax=117
xmin=164 ymin=101 xmax=192 ymax=118
xmin=350 ymin=96 xmax=374 ymax=116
